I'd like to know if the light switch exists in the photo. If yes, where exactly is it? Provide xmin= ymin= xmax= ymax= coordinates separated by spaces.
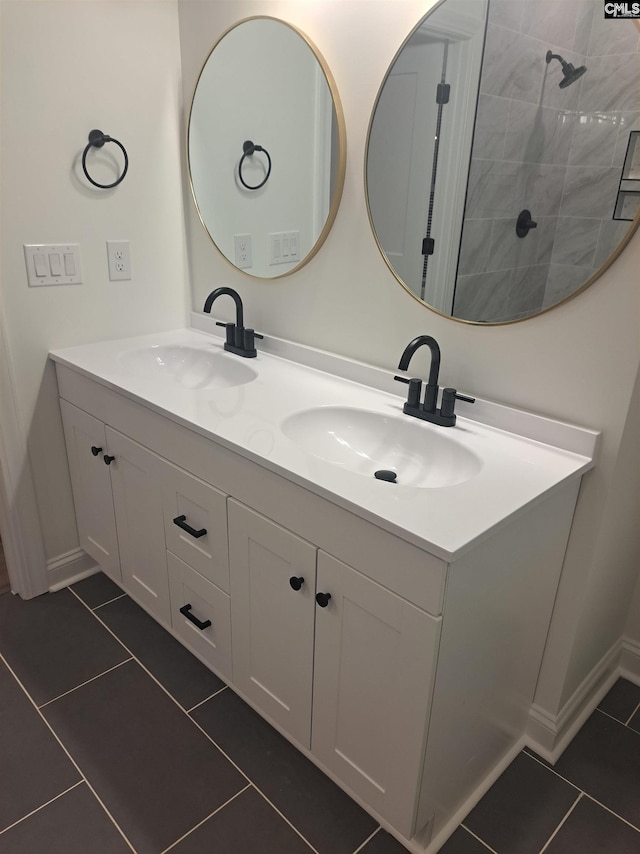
xmin=64 ymin=253 xmax=76 ymax=276
xmin=24 ymin=244 xmax=82 ymax=286
xmin=49 ymin=253 xmax=62 ymax=276
xmin=33 ymin=253 xmax=48 ymax=277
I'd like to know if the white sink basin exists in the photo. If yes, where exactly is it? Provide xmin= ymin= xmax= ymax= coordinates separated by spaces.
xmin=281 ymin=406 xmax=482 ymax=488
xmin=120 ymin=344 xmax=257 ymax=389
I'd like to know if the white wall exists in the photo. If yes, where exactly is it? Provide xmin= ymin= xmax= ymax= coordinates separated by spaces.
xmin=0 ymin=0 xmax=189 ymax=571
xmin=179 ymin=0 xmax=640 ymax=717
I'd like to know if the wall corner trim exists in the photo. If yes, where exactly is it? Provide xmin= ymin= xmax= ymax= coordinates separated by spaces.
xmin=526 ymin=639 xmax=623 ymax=762
xmin=47 ymin=548 xmax=98 ymax=592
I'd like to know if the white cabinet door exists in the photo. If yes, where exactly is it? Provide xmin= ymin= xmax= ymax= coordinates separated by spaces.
xmin=106 ymin=427 xmax=170 ymax=625
xmin=60 ymin=400 xmax=121 ymax=582
xmin=162 ymin=462 xmax=229 ymax=593
xmin=312 ymin=551 xmax=441 ymax=839
xmin=228 ymin=500 xmax=317 ymax=748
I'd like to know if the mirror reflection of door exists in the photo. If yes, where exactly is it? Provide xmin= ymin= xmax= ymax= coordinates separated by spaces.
xmin=367 ymin=39 xmax=444 ymax=297
xmin=366 ymin=0 xmax=487 ymax=314
xmin=367 ymin=0 xmax=640 ymax=324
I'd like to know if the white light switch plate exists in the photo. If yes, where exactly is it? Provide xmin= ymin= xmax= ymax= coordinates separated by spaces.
xmin=24 ymin=244 xmax=82 ymax=286
xmin=268 ymin=230 xmax=300 ymax=266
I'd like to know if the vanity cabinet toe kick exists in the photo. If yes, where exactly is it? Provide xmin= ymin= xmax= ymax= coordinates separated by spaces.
xmin=55 ymin=362 xmax=582 ymax=851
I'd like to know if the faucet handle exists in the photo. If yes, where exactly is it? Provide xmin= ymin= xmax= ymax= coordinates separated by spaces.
xmin=441 ymin=388 xmax=476 ymax=419
xmin=216 ymin=321 xmax=236 ymax=347
xmin=394 ymin=375 xmax=422 ymax=409
xmin=214 ymin=322 xmax=262 ymax=357
xmin=242 ymin=328 xmax=257 ymax=354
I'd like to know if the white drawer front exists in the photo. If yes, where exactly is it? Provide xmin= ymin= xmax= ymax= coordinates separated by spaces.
xmin=168 ymin=551 xmax=232 ymax=683
xmin=162 ymin=461 xmax=229 ymax=593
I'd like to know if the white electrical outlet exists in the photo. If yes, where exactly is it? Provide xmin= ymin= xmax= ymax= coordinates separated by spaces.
xmin=234 ymin=234 xmax=252 ymax=269
xmin=107 ymin=240 xmax=132 ymax=281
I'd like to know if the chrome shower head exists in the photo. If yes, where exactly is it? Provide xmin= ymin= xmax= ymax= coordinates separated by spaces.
xmin=546 ymin=50 xmax=587 ymax=88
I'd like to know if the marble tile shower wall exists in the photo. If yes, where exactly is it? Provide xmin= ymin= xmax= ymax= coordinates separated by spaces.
xmin=454 ymin=0 xmax=640 ymax=323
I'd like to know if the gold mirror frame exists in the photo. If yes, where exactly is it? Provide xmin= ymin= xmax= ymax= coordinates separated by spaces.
xmin=188 ymin=16 xmax=346 ymax=280
xmin=364 ymin=0 xmax=640 ymax=325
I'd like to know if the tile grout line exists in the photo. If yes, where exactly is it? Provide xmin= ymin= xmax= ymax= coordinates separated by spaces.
xmin=459 ymin=823 xmax=500 ymax=853
xmin=595 ymin=706 xmax=640 ymax=730
xmin=525 ymin=745 xmax=640 ymax=835
xmin=597 ymin=707 xmax=627 ymax=725
xmin=0 ymin=651 xmax=137 ymax=854
xmin=246 ymin=786 xmax=321 ymax=854
xmin=538 ymin=792 xmax=583 ymax=854
xmin=91 ymin=592 xmax=128 ymax=611
xmin=186 ymin=684 xmax=228 ymax=714
xmin=68 ymin=586 xmax=324 ymax=854
xmin=38 ymin=657 xmax=134 ymax=708
xmin=582 ymin=792 xmax=640 ymax=835
xmin=624 ymin=699 xmax=640 ymax=727
xmin=0 ymin=780 xmax=84 ymax=838
xmin=159 ymin=783 xmax=251 ymax=854
xmin=351 ymin=826 xmax=382 ymax=853
xmin=522 ymin=748 xmax=583 ymax=794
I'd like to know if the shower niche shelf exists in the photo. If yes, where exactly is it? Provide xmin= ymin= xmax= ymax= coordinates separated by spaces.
xmin=614 ymin=131 xmax=640 ymax=222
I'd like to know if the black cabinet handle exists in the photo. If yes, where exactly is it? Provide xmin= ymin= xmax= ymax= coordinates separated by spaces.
xmin=173 ymin=515 xmax=207 ymax=539
xmin=103 ymin=455 xmax=115 ymax=465
xmin=179 ymin=603 xmax=211 ymax=631
xmin=316 ymin=592 xmax=332 ymax=608
xmin=91 ymin=445 xmax=103 ymax=456
xmin=289 ymin=576 xmax=305 ymax=591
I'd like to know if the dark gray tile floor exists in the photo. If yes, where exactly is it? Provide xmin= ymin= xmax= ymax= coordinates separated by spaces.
xmin=1 ymin=572 xmax=640 ymax=854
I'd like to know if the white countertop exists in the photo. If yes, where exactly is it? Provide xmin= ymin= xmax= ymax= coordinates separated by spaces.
xmin=50 ymin=325 xmax=599 ymax=561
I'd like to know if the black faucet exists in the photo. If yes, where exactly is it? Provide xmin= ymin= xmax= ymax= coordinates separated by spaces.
xmin=203 ymin=287 xmax=262 ymax=358
xmin=394 ymin=335 xmax=475 ymax=427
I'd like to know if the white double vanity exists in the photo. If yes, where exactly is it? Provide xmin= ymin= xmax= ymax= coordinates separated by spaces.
xmin=50 ymin=321 xmax=597 ymax=852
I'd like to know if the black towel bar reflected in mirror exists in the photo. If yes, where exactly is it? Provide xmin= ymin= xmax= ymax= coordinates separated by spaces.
xmin=238 ymin=140 xmax=272 ymax=190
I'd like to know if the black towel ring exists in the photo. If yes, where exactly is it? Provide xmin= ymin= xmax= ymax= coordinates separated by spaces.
xmin=82 ymin=129 xmax=129 ymax=189
xmin=238 ymin=140 xmax=271 ymax=190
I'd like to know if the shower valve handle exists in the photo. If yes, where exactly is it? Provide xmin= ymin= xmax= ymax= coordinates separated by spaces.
xmin=516 ymin=209 xmax=538 ymax=238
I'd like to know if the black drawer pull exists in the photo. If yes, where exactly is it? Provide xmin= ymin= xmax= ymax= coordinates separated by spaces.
xmin=173 ymin=515 xmax=207 ymax=539
xmin=103 ymin=454 xmax=115 ymax=465
xmin=289 ymin=576 xmax=305 ymax=591
xmin=179 ymin=603 xmax=211 ymax=630
xmin=316 ymin=592 xmax=332 ymax=608
xmin=91 ymin=445 xmax=103 ymax=456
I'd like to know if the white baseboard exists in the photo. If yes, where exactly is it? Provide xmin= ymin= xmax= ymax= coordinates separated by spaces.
xmin=619 ymin=637 xmax=640 ymax=686
xmin=526 ymin=638 xmax=627 ymax=762
xmin=420 ymin=737 xmax=527 ymax=853
xmin=47 ymin=547 xmax=99 ymax=591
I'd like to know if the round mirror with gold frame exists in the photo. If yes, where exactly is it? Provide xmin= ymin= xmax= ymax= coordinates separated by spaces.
xmin=188 ymin=16 xmax=346 ymax=279
xmin=365 ymin=0 xmax=640 ymax=324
